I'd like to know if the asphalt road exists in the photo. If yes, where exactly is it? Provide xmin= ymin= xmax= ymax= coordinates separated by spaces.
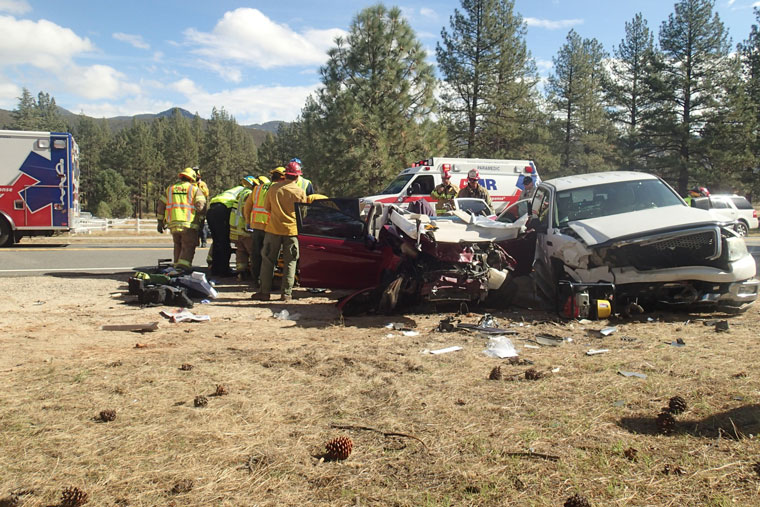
xmin=0 ymin=236 xmax=758 ymax=278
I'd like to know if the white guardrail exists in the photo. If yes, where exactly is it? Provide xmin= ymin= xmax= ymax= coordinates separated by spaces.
xmin=72 ymin=213 xmax=159 ymax=234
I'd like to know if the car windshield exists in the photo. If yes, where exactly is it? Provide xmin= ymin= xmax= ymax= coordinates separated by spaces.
xmin=555 ymin=178 xmax=683 ymax=226
xmin=381 ymin=174 xmax=413 ymax=194
xmin=456 ymin=199 xmax=492 ymax=216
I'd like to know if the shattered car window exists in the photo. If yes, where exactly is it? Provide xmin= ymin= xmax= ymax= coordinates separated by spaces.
xmin=381 ymin=174 xmax=414 ymax=194
xmin=297 ymin=201 xmax=365 ymax=240
xmin=555 ymin=179 xmax=682 ymax=226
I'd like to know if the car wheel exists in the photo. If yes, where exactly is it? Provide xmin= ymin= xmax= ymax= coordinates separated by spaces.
xmin=0 ymin=217 xmax=14 ymax=247
xmin=734 ymin=221 xmax=749 ymax=237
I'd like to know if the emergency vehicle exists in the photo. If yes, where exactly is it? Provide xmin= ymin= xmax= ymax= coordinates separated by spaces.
xmin=0 ymin=130 xmax=80 ymax=246
xmin=360 ymin=157 xmax=539 ymax=214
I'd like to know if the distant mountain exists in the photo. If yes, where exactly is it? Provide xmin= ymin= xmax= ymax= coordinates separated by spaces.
xmin=0 ymin=106 xmax=280 ymax=148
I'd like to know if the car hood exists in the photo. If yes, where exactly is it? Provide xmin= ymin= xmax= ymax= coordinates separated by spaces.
xmin=566 ymin=205 xmax=724 ymax=246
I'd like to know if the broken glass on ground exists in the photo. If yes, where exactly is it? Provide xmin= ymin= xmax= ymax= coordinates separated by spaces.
xmin=535 ymin=334 xmax=565 ymax=347
xmin=586 ymin=349 xmax=609 ymax=356
xmin=600 ymin=326 xmax=618 ymax=336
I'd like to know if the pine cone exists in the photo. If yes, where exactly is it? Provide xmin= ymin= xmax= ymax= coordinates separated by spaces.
xmin=662 ymin=464 xmax=685 ymax=475
xmin=525 ymin=368 xmax=544 ymax=381
xmin=564 ymin=493 xmax=591 ymax=507
xmin=324 ymin=436 xmax=353 ymax=461
xmin=656 ymin=411 xmax=676 ymax=434
xmin=60 ymin=486 xmax=88 ymax=506
xmin=488 ymin=366 xmax=502 ymax=380
xmin=99 ymin=410 xmax=116 ymax=422
xmin=214 ymin=385 xmax=228 ymax=396
xmin=194 ymin=395 xmax=208 ymax=408
xmin=667 ymin=395 xmax=687 ymax=415
xmin=179 ymin=363 xmax=193 ymax=371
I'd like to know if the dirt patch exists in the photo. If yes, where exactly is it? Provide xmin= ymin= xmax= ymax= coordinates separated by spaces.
xmin=1 ymin=275 xmax=759 ymax=505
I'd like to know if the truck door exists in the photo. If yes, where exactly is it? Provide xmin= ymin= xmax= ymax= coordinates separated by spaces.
xmin=404 ymin=174 xmax=435 ymax=202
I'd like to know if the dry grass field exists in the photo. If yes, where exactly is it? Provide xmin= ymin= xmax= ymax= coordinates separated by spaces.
xmin=1 ymin=274 xmax=759 ymax=506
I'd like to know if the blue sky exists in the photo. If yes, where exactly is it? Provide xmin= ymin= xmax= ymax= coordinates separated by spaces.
xmin=0 ymin=0 xmax=758 ymax=125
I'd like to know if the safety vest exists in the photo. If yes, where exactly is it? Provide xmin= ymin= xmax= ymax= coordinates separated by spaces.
xmin=164 ymin=181 xmax=199 ymax=229
xmin=210 ymin=186 xmax=243 ymax=207
xmin=249 ymin=182 xmax=272 ymax=230
xmin=229 ymin=187 xmax=253 ymax=240
xmin=296 ymin=176 xmax=312 ymax=193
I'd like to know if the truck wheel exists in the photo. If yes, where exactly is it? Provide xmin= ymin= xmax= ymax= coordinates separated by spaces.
xmin=734 ymin=220 xmax=749 ymax=237
xmin=0 ymin=217 xmax=14 ymax=247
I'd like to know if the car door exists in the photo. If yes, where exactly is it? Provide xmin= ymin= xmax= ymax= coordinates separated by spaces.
xmin=710 ymin=197 xmax=737 ymax=222
xmin=296 ymin=198 xmax=391 ymax=289
xmin=527 ymin=186 xmax=557 ymax=297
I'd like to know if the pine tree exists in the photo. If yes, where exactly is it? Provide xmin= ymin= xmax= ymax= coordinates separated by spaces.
xmin=738 ymin=8 xmax=760 ymax=198
xmin=201 ymin=107 xmax=234 ymax=190
xmin=11 ymin=88 xmax=41 ymax=130
xmin=437 ymin=0 xmax=540 ymax=158
xmin=72 ymin=114 xmax=111 ymax=210
xmin=654 ymin=0 xmax=732 ymax=193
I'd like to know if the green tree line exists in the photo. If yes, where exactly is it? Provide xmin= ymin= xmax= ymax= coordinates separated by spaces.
xmin=7 ymin=0 xmax=760 ymax=215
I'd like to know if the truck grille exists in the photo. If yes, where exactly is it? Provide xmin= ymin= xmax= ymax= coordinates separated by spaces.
xmin=609 ymin=228 xmax=721 ymax=270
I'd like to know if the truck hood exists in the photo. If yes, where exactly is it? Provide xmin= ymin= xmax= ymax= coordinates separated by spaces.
xmin=566 ymin=205 xmax=725 ymax=246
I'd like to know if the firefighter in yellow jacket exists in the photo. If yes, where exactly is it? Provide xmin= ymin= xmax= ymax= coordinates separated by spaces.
xmin=156 ymin=167 xmax=207 ymax=272
xmin=245 ymin=167 xmax=284 ymax=289
xmin=230 ymin=176 xmax=259 ymax=280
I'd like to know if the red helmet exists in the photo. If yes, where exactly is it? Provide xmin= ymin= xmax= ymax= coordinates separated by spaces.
xmin=467 ymin=169 xmax=479 ymax=180
xmin=442 ymin=169 xmax=451 ymax=180
xmin=699 ymin=186 xmax=710 ymax=197
xmin=285 ymin=161 xmax=302 ymax=176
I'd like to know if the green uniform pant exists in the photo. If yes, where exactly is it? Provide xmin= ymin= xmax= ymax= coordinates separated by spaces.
xmin=260 ymin=233 xmax=299 ymax=296
xmin=250 ymin=229 xmax=266 ymax=283
xmin=171 ymin=228 xmax=199 ymax=271
xmin=235 ymin=234 xmax=253 ymax=273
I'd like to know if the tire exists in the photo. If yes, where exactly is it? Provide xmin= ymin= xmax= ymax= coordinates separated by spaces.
xmin=0 ymin=217 xmax=14 ymax=247
xmin=734 ymin=220 xmax=749 ymax=237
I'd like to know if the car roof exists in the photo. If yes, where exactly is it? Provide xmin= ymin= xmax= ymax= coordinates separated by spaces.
xmin=542 ymin=171 xmax=659 ymax=192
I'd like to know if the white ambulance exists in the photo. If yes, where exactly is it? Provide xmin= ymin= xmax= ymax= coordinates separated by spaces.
xmin=360 ymin=157 xmax=539 ymax=214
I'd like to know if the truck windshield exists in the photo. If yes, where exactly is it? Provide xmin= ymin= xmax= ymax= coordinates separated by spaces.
xmin=556 ymin=179 xmax=683 ymax=226
xmin=381 ymin=174 xmax=413 ymax=194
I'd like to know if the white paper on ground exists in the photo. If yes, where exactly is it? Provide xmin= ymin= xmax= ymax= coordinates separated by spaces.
xmin=586 ymin=348 xmax=609 ymax=356
xmin=430 ymin=346 xmax=463 ymax=355
xmin=159 ymin=309 xmax=210 ymax=323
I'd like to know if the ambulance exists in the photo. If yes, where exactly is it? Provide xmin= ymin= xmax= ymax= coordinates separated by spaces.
xmin=0 ymin=130 xmax=80 ymax=246
xmin=360 ymin=157 xmax=539 ymax=214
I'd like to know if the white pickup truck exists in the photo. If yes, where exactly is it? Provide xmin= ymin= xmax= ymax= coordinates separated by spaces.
xmin=527 ymin=171 xmax=758 ymax=311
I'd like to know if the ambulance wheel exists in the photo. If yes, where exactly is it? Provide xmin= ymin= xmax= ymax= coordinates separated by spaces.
xmin=0 ymin=217 xmax=14 ymax=247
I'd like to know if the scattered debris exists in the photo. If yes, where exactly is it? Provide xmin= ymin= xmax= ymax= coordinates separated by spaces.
xmin=175 ymin=271 xmax=218 ymax=299
xmin=169 ymin=479 xmax=194 ymax=495
xmin=160 ymin=309 xmax=210 ymax=323
xmin=618 ymin=371 xmax=647 ymax=379
xmin=623 ymin=447 xmax=638 ymax=461
xmin=193 ymin=395 xmax=208 ymax=408
xmin=656 ymin=411 xmax=676 ymax=434
xmin=134 ymin=343 xmax=149 ymax=349
xmin=667 ymin=395 xmax=687 ymax=415
xmin=564 ymin=493 xmax=591 ymax=507
xmin=551 ymin=367 xmax=561 ymax=373
xmin=483 ymin=336 xmax=518 ymax=358
xmin=60 ymin=486 xmax=88 ymax=506
xmin=662 ymin=464 xmax=686 ymax=475
xmin=620 ymin=336 xmax=638 ymax=342
xmin=715 ymin=320 xmax=729 ymax=332
xmin=670 ymin=337 xmax=686 ymax=347
xmin=437 ymin=316 xmax=457 ymax=332
xmin=214 ymin=385 xmax=228 ymax=397
xmin=488 ymin=366 xmax=502 ymax=380
xmin=385 ymin=322 xmax=406 ymax=330
xmin=98 ymin=409 xmax=116 ymax=422
xmin=505 ymin=450 xmax=559 ymax=462
xmin=733 ymin=372 xmax=748 ymax=378
xmin=622 ymin=302 xmax=644 ymax=318
xmin=524 ymin=368 xmax=545 ymax=381
xmin=273 ymin=309 xmax=301 ymax=321
xmin=478 ymin=313 xmax=498 ymax=328
xmin=179 ymin=363 xmax=193 ymax=371
xmin=586 ymin=349 xmax=609 ymax=356
xmin=535 ymin=334 xmax=565 ymax=347
xmin=508 ymin=357 xmax=533 ymax=366
xmin=101 ymin=322 xmax=159 ymax=332
xmin=600 ymin=326 xmax=618 ymax=336
xmin=402 ymin=330 xmax=420 ymax=337
xmin=455 ymin=399 xmax=466 ymax=406
xmin=323 ymin=436 xmax=353 ymax=461
xmin=428 ymin=346 xmax=463 ymax=355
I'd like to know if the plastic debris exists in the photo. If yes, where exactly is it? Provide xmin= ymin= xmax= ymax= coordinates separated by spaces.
xmin=524 ymin=344 xmax=540 ymax=349
xmin=200 ymin=299 xmax=210 ymax=304
xmin=600 ymin=326 xmax=618 ymax=336
xmin=429 ymin=346 xmax=463 ymax=355
xmin=578 ymin=319 xmax=592 ymax=324
xmin=385 ymin=322 xmax=406 ymax=330
xmin=175 ymin=272 xmax=218 ymax=299
xmin=535 ymin=334 xmax=565 ymax=347
xmin=478 ymin=313 xmax=498 ymax=328
xmin=402 ymin=330 xmax=420 ymax=337
xmin=159 ymin=309 xmax=210 ymax=323
xmin=273 ymin=309 xmax=301 ymax=321
xmin=618 ymin=370 xmax=647 ymax=379
xmin=437 ymin=317 xmax=457 ymax=332
xmin=586 ymin=349 xmax=609 ymax=356
xmin=102 ymin=322 xmax=159 ymax=332
xmin=483 ymin=336 xmax=518 ymax=358
xmin=551 ymin=367 xmax=561 ymax=373
xmin=670 ymin=338 xmax=686 ymax=347
xmin=715 ymin=320 xmax=729 ymax=332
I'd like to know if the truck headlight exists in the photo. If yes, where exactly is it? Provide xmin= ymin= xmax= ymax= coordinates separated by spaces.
xmin=725 ymin=236 xmax=748 ymax=262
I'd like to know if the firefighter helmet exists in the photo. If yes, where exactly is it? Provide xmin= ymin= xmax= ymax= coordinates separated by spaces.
xmin=467 ymin=168 xmax=479 ymax=181
xmin=442 ymin=169 xmax=451 ymax=180
xmin=179 ymin=167 xmax=197 ymax=182
xmin=285 ymin=161 xmax=302 ymax=176
xmin=241 ymin=176 xmax=257 ymax=188
xmin=271 ymin=166 xmax=286 ymax=176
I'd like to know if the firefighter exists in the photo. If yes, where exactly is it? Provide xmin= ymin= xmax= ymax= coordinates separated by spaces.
xmin=206 ymin=179 xmax=248 ymax=277
xmin=684 ymin=186 xmax=709 ymax=206
xmin=156 ymin=167 xmax=207 ymax=272
xmin=195 ymin=167 xmax=210 ymax=247
xmin=457 ymin=168 xmax=493 ymax=209
xmin=430 ymin=169 xmax=458 ymax=215
xmin=255 ymin=162 xmax=307 ymax=302
xmin=288 ymin=157 xmax=314 ymax=196
xmin=245 ymin=168 xmax=283 ymax=290
xmin=230 ymin=176 xmax=258 ymax=280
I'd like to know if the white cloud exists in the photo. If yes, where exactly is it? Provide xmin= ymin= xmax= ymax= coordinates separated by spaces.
xmin=525 ymin=17 xmax=583 ymax=30
xmin=0 ymin=0 xmax=30 ymax=15
xmin=63 ymin=64 xmax=141 ymax=100
xmin=535 ymin=58 xmax=554 ymax=72
xmin=153 ymin=51 xmax=164 ymax=62
xmin=74 ymin=96 xmax=175 ymax=118
xmin=184 ymin=8 xmax=345 ymax=72
xmin=419 ymin=7 xmax=438 ymax=20
xmin=171 ymin=79 xmax=319 ymax=123
xmin=0 ymin=15 xmax=94 ymax=69
xmin=197 ymin=60 xmax=242 ymax=83
xmin=0 ymin=78 xmax=21 ymax=108
xmin=113 ymin=32 xmax=150 ymax=50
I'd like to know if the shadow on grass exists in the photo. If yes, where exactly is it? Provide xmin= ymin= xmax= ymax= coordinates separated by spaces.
xmin=619 ymin=404 xmax=760 ymax=438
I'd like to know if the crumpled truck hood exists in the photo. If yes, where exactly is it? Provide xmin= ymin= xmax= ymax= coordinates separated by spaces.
xmin=567 ymin=205 xmax=724 ymax=246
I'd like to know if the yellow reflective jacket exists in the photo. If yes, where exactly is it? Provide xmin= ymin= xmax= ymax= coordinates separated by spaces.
xmin=162 ymin=181 xmax=203 ymax=230
xmin=230 ymin=187 xmax=253 ymax=240
xmin=249 ymin=182 xmax=272 ymax=230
